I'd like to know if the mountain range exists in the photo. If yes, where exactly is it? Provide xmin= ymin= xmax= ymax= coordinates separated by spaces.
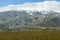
xmin=0 ymin=10 xmax=60 ymax=31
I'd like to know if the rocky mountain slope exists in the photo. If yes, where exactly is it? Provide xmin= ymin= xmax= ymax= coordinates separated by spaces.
xmin=0 ymin=10 xmax=60 ymax=31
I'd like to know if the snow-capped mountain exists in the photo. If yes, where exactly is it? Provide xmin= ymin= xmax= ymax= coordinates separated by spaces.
xmin=0 ymin=10 xmax=60 ymax=31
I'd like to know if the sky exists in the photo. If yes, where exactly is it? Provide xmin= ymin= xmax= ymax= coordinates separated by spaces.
xmin=0 ymin=0 xmax=60 ymax=7
xmin=0 ymin=0 xmax=43 ymax=7
xmin=0 ymin=0 xmax=60 ymax=12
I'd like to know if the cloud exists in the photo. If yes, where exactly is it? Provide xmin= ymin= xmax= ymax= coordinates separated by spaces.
xmin=0 ymin=1 xmax=60 ymax=12
xmin=44 ymin=1 xmax=60 ymax=12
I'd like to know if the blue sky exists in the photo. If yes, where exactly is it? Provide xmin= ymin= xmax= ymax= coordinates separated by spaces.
xmin=0 ymin=0 xmax=60 ymax=7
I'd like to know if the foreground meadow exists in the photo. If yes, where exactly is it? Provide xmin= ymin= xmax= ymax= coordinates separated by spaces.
xmin=0 ymin=30 xmax=60 ymax=40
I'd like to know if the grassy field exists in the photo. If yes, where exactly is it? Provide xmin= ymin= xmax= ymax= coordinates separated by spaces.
xmin=0 ymin=30 xmax=60 ymax=40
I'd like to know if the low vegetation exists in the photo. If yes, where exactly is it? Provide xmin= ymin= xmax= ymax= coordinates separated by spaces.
xmin=0 ymin=30 xmax=60 ymax=40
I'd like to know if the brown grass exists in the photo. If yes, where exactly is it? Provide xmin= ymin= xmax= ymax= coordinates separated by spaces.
xmin=0 ymin=30 xmax=60 ymax=40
